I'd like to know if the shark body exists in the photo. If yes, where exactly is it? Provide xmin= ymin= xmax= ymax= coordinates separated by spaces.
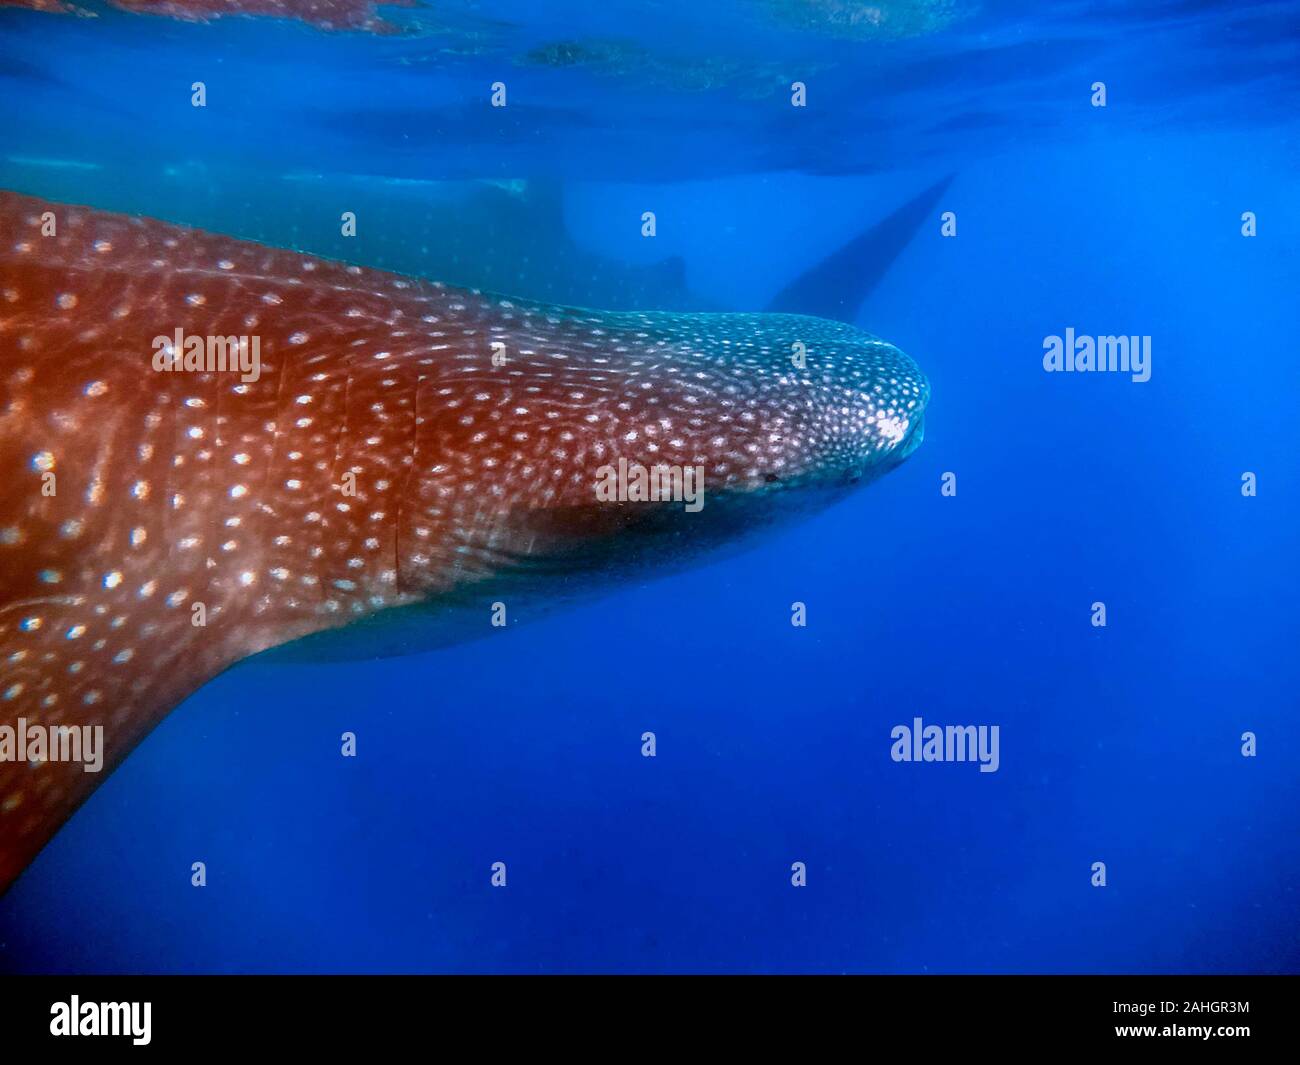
xmin=0 ymin=190 xmax=928 ymax=890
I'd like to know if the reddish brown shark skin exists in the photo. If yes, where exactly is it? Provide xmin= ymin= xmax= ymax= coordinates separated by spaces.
xmin=0 ymin=192 xmax=424 ymax=888
xmin=0 ymin=190 xmax=648 ymax=890
xmin=0 ymin=191 xmax=927 ymax=892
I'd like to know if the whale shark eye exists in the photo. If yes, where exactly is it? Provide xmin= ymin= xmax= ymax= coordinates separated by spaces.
xmin=763 ymin=472 xmax=781 ymax=485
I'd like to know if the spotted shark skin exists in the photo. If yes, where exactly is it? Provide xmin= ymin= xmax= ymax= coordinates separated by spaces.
xmin=0 ymin=190 xmax=928 ymax=891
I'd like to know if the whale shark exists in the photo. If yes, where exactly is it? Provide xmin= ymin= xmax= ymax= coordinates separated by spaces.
xmin=0 ymin=190 xmax=928 ymax=891
xmin=0 ymin=158 xmax=951 ymax=322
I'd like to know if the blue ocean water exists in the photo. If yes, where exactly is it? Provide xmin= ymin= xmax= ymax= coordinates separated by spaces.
xmin=0 ymin=0 xmax=1297 ymax=973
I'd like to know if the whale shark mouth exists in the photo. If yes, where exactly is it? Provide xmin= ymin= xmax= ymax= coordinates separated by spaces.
xmin=897 ymin=412 xmax=926 ymax=462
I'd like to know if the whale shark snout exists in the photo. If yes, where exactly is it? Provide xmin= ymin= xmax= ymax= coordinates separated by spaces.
xmin=592 ymin=309 xmax=930 ymax=496
xmin=672 ymin=311 xmax=930 ymax=497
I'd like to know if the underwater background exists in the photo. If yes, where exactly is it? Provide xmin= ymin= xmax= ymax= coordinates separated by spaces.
xmin=0 ymin=0 xmax=1297 ymax=973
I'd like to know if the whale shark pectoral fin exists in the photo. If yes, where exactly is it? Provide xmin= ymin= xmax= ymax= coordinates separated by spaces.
xmin=0 ymin=607 xmax=229 ymax=894
xmin=765 ymin=174 xmax=955 ymax=323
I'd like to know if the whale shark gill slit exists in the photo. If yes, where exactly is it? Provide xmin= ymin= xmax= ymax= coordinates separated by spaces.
xmin=0 ymin=190 xmax=929 ymax=891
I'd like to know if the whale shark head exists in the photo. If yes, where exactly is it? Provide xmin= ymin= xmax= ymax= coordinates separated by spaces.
xmin=445 ymin=306 xmax=930 ymax=586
